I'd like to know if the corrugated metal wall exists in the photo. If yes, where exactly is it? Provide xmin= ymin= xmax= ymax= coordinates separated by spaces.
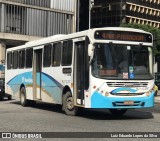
xmin=26 ymin=8 xmax=72 ymax=36
xmin=50 ymin=0 xmax=75 ymax=12
xmin=0 ymin=2 xmax=75 ymax=37
xmin=5 ymin=0 xmax=51 ymax=8
xmin=5 ymin=0 xmax=76 ymax=12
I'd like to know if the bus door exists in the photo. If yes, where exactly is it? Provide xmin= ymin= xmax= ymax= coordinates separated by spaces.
xmin=74 ymin=39 xmax=89 ymax=106
xmin=33 ymin=48 xmax=43 ymax=100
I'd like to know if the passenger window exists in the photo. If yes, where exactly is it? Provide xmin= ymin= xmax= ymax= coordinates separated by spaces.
xmin=19 ymin=50 xmax=25 ymax=68
xmin=26 ymin=48 xmax=33 ymax=68
xmin=13 ymin=51 xmax=18 ymax=69
xmin=62 ymin=40 xmax=73 ymax=66
xmin=7 ymin=52 xmax=12 ymax=69
xmin=52 ymin=42 xmax=61 ymax=66
xmin=43 ymin=44 xmax=52 ymax=67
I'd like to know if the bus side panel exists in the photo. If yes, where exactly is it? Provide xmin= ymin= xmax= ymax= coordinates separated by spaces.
xmin=41 ymin=72 xmax=63 ymax=104
xmin=5 ymin=70 xmax=34 ymax=100
xmin=40 ymin=68 xmax=64 ymax=104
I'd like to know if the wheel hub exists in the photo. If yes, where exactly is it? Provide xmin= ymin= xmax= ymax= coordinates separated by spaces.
xmin=66 ymin=97 xmax=74 ymax=110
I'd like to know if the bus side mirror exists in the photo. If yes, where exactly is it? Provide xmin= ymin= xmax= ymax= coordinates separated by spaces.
xmin=88 ymin=44 xmax=93 ymax=57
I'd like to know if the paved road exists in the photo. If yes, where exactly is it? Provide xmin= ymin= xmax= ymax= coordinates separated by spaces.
xmin=155 ymin=90 xmax=160 ymax=102
xmin=0 ymin=97 xmax=160 ymax=141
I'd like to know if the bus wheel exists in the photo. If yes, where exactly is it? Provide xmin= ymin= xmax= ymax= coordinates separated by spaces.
xmin=62 ymin=91 xmax=78 ymax=116
xmin=28 ymin=100 xmax=36 ymax=107
xmin=8 ymin=95 xmax=12 ymax=100
xmin=20 ymin=87 xmax=28 ymax=107
xmin=154 ymin=90 xmax=158 ymax=96
xmin=109 ymin=109 xmax=127 ymax=116
xmin=0 ymin=95 xmax=4 ymax=101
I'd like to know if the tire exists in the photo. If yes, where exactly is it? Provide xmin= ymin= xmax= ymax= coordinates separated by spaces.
xmin=28 ymin=100 xmax=36 ymax=107
xmin=0 ymin=95 xmax=4 ymax=101
xmin=62 ymin=91 xmax=79 ymax=116
xmin=154 ymin=90 xmax=158 ymax=96
xmin=8 ymin=95 xmax=12 ymax=100
xmin=109 ymin=109 xmax=127 ymax=116
xmin=20 ymin=87 xmax=28 ymax=107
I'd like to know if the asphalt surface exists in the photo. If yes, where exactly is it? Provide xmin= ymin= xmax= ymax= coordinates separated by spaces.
xmin=155 ymin=91 xmax=160 ymax=102
xmin=0 ymin=95 xmax=160 ymax=141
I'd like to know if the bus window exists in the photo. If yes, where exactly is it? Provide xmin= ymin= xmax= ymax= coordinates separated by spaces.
xmin=62 ymin=40 xmax=73 ymax=66
xmin=7 ymin=52 xmax=12 ymax=69
xmin=52 ymin=42 xmax=61 ymax=66
xmin=12 ymin=51 xmax=18 ymax=69
xmin=19 ymin=50 xmax=25 ymax=69
xmin=26 ymin=48 xmax=33 ymax=68
xmin=43 ymin=44 xmax=52 ymax=67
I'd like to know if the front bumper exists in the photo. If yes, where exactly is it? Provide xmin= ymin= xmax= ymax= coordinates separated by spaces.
xmin=91 ymin=92 xmax=154 ymax=108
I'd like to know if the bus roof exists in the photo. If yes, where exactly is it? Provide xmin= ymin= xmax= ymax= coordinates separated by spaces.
xmin=25 ymin=34 xmax=66 ymax=45
xmin=7 ymin=27 xmax=152 ymax=51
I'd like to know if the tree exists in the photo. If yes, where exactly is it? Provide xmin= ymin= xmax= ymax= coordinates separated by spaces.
xmin=120 ymin=23 xmax=160 ymax=55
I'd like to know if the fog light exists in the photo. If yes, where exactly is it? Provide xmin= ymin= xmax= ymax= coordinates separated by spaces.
xmin=105 ymin=92 xmax=109 ymax=96
xmin=140 ymin=102 xmax=145 ymax=106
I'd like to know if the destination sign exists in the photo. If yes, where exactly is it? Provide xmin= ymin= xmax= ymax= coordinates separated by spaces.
xmin=94 ymin=30 xmax=152 ymax=43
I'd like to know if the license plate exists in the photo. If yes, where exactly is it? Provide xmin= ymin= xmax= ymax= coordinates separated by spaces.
xmin=124 ymin=101 xmax=134 ymax=105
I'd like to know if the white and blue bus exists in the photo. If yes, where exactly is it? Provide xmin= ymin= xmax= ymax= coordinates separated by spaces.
xmin=5 ymin=27 xmax=154 ymax=115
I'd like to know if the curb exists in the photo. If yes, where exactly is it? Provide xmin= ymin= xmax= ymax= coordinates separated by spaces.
xmin=154 ymin=96 xmax=160 ymax=103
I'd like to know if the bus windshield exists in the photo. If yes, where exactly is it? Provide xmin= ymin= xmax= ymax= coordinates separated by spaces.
xmin=91 ymin=43 xmax=153 ymax=80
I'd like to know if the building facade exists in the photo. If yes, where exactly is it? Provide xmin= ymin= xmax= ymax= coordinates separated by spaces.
xmin=92 ymin=0 xmax=160 ymax=28
xmin=0 ymin=0 xmax=76 ymax=38
xmin=0 ymin=0 xmax=77 ymax=78
xmin=91 ymin=0 xmax=160 ymax=73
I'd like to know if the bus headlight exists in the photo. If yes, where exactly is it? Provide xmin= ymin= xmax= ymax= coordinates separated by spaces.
xmin=146 ymin=92 xmax=150 ymax=97
xmin=105 ymin=92 xmax=109 ymax=96
xmin=146 ymin=90 xmax=153 ymax=97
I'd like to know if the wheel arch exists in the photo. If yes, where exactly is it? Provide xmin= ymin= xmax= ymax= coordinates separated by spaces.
xmin=61 ymin=85 xmax=79 ymax=116
xmin=62 ymin=85 xmax=72 ymax=103
xmin=62 ymin=85 xmax=72 ymax=96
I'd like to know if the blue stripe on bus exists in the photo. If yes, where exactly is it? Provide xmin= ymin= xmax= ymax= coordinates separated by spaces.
xmin=7 ymin=72 xmax=63 ymax=101
xmin=41 ymin=72 xmax=63 ymax=89
xmin=7 ymin=72 xmax=63 ymax=88
xmin=111 ymin=87 xmax=137 ymax=93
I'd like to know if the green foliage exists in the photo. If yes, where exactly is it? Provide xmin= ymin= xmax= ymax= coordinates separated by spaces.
xmin=120 ymin=23 xmax=160 ymax=55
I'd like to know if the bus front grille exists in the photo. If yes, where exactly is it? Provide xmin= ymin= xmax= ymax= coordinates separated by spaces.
xmin=107 ymin=82 xmax=148 ymax=87
xmin=111 ymin=93 xmax=144 ymax=96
